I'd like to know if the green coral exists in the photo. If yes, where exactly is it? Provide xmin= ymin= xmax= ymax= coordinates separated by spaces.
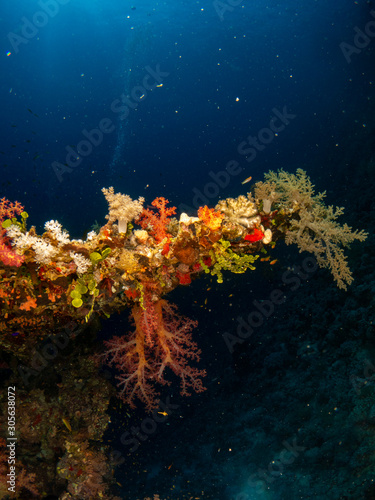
xmin=209 ymin=239 xmax=259 ymax=283
xmin=70 ymin=275 xmax=99 ymax=315
xmin=89 ymin=247 xmax=111 ymax=264
xmin=2 ymin=211 xmax=28 ymax=231
xmin=72 ymin=298 xmax=83 ymax=308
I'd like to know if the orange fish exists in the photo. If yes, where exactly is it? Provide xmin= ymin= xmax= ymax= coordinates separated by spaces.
xmin=241 ymin=175 xmax=252 ymax=185
xmin=270 ymin=259 xmax=278 ymax=265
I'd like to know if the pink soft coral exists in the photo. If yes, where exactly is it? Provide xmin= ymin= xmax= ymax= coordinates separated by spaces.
xmin=102 ymin=295 xmax=206 ymax=411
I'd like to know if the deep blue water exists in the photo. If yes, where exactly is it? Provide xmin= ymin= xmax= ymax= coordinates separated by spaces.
xmin=1 ymin=0 xmax=375 ymax=499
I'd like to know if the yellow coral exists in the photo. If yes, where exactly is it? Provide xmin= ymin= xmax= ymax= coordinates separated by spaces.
xmin=117 ymin=249 xmax=141 ymax=275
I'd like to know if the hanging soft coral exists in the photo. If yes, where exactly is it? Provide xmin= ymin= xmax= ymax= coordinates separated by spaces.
xmin=136 ymin=197 xmax=176 ymax=243
xmin=197 ymin=205 xmax=224 ymax=231
xmin=102 ymin=294 xmax=206 ymax=411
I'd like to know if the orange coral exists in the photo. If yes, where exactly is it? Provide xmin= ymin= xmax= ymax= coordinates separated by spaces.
xmin=20 ymin=296 xmax=38 ymax=311
xmin=136 ymin=197 xmax=176 ymax=243
xmin=0 ymin=197 xmax=24 ymax=220
xmin=198 ymin=205 xmax=224 ymax=231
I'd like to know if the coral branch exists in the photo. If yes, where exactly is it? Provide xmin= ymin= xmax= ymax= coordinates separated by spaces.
xmin=136 ymin=197 xmax=176 ymax=243
xmin=103 ymin=296 xmax=206 ymax=411
xmin=255 ymin=169 xmax=368 ymax=289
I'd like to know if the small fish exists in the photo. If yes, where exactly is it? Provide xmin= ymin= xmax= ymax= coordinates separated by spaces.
xmin=270 ymin=259 xmax=278 ymax=265
xmin=62 ymin=418 xmax=72 ymax=432
xmin=241 ymin=175 xmax=252 ymax=185
xmin=27 ymin=108 xmax=39 ymax=117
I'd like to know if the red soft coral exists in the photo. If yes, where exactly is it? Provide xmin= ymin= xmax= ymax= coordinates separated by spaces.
xmin=0 ymin=197 xmax=25 ymax=267
xmin=244 ymin=227 xmax=264 ymax=243
xmin=102 ymin=295 xmax=206 ymax=411
xmin=0 ymin=240 xmax=24 ymax=267
xmin=136 ymin=197 xmax=176 ymax=243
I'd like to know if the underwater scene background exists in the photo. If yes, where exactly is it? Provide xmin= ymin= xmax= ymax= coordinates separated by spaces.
xmin=0 ymin=0 xmax=375 ymax=499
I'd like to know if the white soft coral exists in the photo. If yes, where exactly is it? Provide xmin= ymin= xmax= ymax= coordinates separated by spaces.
xmin=44 ymin=220 xmax=70 ymax=245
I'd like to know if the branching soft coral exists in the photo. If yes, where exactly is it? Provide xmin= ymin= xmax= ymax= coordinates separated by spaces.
xmin=136 ymin=197 xmax=176 ymax=243
xmin=285 ymin=203 xmax=367 ymax=289
xmin=255 ymin=169 xmax=368 ymax=289
xmin=0 ymin=197 xmax=24 ymax=220
xmin=0 ymin=197 xmax=25 ymax=267
xmin=102 ymin=295 xmax=206 ymax=411
xmin=102 ymin=187 xmax=144 ymax=232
